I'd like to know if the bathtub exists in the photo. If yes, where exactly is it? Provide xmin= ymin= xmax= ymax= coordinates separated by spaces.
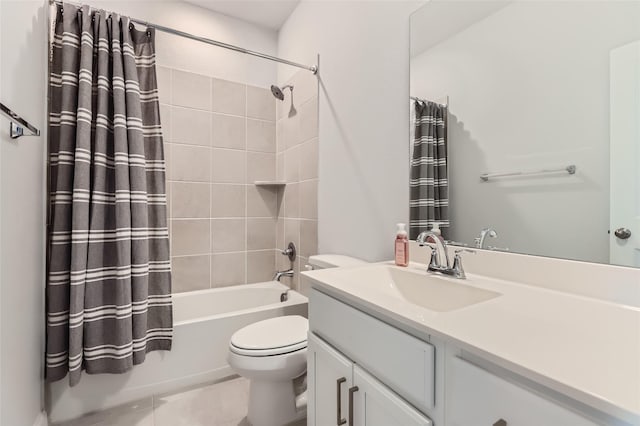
xmin=47 ymin=281 xmax=308 ymax=424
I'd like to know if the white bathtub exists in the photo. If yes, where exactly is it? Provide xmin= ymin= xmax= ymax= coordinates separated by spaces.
xmin=47 ymin=282 xmax=308 ymax=424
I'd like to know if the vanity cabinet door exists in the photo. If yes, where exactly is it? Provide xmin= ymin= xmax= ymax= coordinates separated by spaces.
xmin=308 ymin=332 xmax=354 ymax=426
xmin=351 ymin=365 xmax=433 ymax=426
xmin=448 ymin=357 xmax=599 ymax=426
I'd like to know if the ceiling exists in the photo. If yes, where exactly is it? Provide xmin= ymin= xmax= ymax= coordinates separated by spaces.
xmin=184 ymin=0 xmax=300 ymax=31
xmin=411 ymin=1 xmax=511 ymax=57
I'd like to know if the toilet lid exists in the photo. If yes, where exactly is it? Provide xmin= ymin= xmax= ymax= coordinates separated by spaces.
xmin=230 ymin=315 xmax=308 ymax=354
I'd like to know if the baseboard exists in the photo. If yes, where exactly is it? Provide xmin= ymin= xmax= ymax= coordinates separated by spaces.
xmin=33 ymin=411 xmax=48 ymax=426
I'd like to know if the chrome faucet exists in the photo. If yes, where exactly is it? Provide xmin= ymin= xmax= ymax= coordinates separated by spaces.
xmin=416 ymin=231 xmax=475 ymax=279
xmin=417 ymin=231 xmax=450 ymax=271
xmin=475 ymin=227 xmax=498 ymax=249
xmin=273 ymin=269 xmax=294 ymax=282
xmin=274 ymin=269 xmax=294 ymax=302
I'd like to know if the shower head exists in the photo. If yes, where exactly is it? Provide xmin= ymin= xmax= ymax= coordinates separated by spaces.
xmin=270 ymin=84 xmax=293 ymax=101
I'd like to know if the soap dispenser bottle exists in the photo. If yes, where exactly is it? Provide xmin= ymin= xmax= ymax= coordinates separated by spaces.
xmin=395 ymin=223 xmax=409 ymax=267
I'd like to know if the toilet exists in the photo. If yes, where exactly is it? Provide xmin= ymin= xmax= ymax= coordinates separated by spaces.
xmin=228 ymin=254 xmax=366 ymax=426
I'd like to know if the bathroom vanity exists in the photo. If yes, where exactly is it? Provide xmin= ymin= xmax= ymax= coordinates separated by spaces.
xmin=302 ymin=262 xmax=639 ymax=426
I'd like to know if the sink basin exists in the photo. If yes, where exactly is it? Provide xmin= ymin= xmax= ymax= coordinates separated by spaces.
xmin=387 ymin=267 xmax=501 ymax=312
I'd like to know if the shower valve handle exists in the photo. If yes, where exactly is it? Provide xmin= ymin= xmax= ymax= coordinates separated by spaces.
xmin=280 ymin=242 xmax=297 ymax=262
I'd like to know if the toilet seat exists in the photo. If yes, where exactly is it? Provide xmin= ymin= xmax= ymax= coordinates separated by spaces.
xmin=230 ymin=315 xmax=308 ymax=357
xmin=230 ymin=340 xmax=307 ymax=357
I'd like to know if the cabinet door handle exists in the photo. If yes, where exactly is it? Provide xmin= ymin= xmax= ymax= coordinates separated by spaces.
xmin=348 ymin=386 xmax=359 ymax=425
xmin=336 ymin=377 xmax=346 ymax=425
xmin=493 ymin=420 xmax=507 ymax=426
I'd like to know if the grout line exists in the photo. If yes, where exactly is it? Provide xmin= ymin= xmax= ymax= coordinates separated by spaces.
xmin=171 ymin=249 xmax=275 ymax=259
xmin=244 ymin=84 xmax=249 ymax=285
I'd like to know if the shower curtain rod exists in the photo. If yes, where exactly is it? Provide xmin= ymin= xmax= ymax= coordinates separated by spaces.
xmin=49 ymin=0 xmax=318 ymax=74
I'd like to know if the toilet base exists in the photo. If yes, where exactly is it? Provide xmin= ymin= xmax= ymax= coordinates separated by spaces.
xmin=247 ymin=379 xmax=306 ymax=426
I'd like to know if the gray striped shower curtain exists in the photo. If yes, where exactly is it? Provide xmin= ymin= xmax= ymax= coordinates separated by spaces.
xmin=46 ymin=3 xmax=172 ymax=385
xmin=410 ymin=101 xmax=449 ymax=240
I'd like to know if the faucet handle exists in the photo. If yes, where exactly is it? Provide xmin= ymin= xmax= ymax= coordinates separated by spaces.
xmin=425 ymin=245 xmax=439 ymax=268
xmin=451 ymin=249 xmax=474 ymax=279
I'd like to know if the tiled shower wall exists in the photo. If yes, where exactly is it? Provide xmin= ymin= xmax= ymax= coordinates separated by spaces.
xmin=158 ymin=66 xmax=278 ymax=293
xmin=156 ymin=66 xmax=318 ymax=293
xmin=276 ymin=70 xmax=319 ymax=291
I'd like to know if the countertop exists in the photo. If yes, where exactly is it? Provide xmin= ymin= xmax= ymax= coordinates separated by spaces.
xmin=302 ymin=261 xmax=640 ymax=425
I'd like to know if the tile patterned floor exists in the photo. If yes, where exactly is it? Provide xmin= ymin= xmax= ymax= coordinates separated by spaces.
xmin=57 ymin=377 xmax=306 ymax=426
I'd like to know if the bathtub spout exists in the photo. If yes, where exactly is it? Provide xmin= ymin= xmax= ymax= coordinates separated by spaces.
xmin=273 ymin=269 xmax=294 ymax=282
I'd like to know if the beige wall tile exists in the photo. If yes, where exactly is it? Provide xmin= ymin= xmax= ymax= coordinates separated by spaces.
xmin=171 ymin=107 xmax=211 ymax=146
xmin=276 ymin=251 xmax=292 ymax=273
xmin=172 ymin=70 xmax=211 ymax=110
xmin=165 ymin=178 xmax=172 ymax=220
xmin=171 ymin=145 xmax=211 ymax=182
xmin=211 ymin=218 xmax=246 ymax=253
xmin=284 ymin=219 xmax=300 ymax=254
xmin=246 ymin=119 xmax=275 ymax=152
xmin=247 ymin=250 xmax=276 ymax=283
xmin=164 ymin=142 xmax=173 ymax=180
xmin=171 ymin=182 xmax=210 ymax=218
xmin=247 ymin=186 xmax=278 ymax=218
xmin=276 ymin=120 xmax=286 ymax=153
xmin=299 ymin=220 xmax=318 ymax=258
xmin=211 ymin=149 xmax=246 ymax=184
xmin=210 ymin=184 xmax=246 ymax=218
xmin=284 ymin=182 xmax=300 ymax=218
xmin=276 ymin=218 xmax=285 ymax=249
xmin=297 ymin=256 xmax=311 ymax=294
xmin=156 ymin=66 xmax=171 ymax=105
xmin=298 ymin=97 xmax=318 ymax=143
xmin=276 ymin=153 xmax=285 ymax=182
xmin=247 ymin=86 xmax=275 ymax=121
xmin=281 ymin=114 xmax=300 ymax=150
xmin=247 ymin=152 xmax=275 ymax=183
xmin=159 ymin=104 xmax=171 ymax=142
xmin=211 ymin=252 xmax=246 ymax=287
xmin=284 ymin=145 xmax=300 ymax=182
xmin=247 ymin=218 xmax=276 ymax=250
xmin=299 ymin=179 xmax=318 ymax=220
xmin=171 ymin=255 xmax=210 ymax=293
xmin=212 ymin=114 xmax=245 ymax=150
xmin=171 ymin=219 xmax=210 ymax=256
xmin=276 ymin=184 xmax=285 ymax=217
xmin=212 ymin=78 xmax=246 ymax=116
xmin=299 ymin=138 xmax=318 ymax=181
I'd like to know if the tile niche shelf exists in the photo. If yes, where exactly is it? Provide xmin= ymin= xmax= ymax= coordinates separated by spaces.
xmin=254 ymin=181 xmax=287 ymax=187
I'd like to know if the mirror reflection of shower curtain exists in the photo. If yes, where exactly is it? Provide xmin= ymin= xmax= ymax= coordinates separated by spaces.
xmin=410 ymin=100 xmax=449 ymax=240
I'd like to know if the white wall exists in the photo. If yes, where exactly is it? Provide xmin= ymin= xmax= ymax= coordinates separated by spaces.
xmin=86 ymin=0 xmax=278 ymax=87
xmin=410 ymin=1 xmax=640 ymax=263
xmin=0 ymin=1 xmax=48 ymax=425
xmin=278 ymin=0 xmax=422 ymax=262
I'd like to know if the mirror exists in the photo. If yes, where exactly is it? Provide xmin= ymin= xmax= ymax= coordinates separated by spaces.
xmin=409 ymin=0 xmax=640 ymax=268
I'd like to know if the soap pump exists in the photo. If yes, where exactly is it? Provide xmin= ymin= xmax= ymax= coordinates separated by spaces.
xmin=395 ymin=223 xmax=409 ymax=267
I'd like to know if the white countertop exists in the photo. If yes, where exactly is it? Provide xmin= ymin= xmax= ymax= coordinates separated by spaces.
xmin=302 ymin=261 xmax=640 ymax=424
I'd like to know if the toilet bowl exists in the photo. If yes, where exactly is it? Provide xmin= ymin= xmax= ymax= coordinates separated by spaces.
xmin=228 ymin=255 xmax=367 ymax=426
xmin=228 ymin=315 xmax=308 ymax=426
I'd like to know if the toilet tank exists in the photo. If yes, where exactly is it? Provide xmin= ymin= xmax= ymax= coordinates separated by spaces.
xmin=307 ymin=254 xmax=367 ymax=270
xmin=300 ymin=255 xmax=367 ymax=297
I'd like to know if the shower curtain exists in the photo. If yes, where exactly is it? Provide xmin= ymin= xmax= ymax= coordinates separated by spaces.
xmin=410 ymin=100 xmax=449 ymax=240
xmin=46 ymin=3 xmax=172 ymax=385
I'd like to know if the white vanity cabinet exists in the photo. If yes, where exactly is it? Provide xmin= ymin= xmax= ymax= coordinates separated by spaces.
xmin=308 ymin=332 xmax=433 ymax=426
xmin=447 ymin=357 xmax=601 ymax=426
xmin=308 ymin=288 xmax=612 ymax=426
